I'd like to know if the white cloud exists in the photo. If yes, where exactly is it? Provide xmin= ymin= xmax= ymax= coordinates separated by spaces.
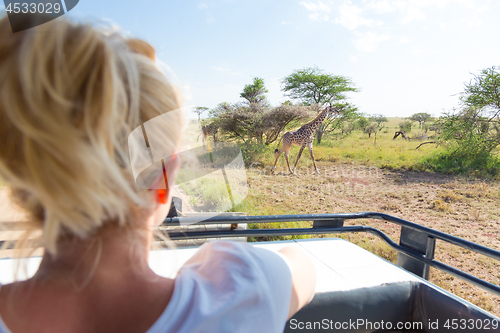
xmin=300 ymin=1 xmax=331 ymax=21
xmin=281 ymin=21 xmax=291 ymax=25
xmin=209 ymin=66 xmax=240 ymax=75
xmin=352 ymin=31 xmax=390 ymax=52
xmin=335 ymin=1 xmax=383 ymax=30
xmin=197 ymin=3 xmax=214 ymax=23
xmin=349 ymin=55 xmax=359 ymax=63
xmin=300 ymin=1 xmax=331 ymax=12
xmin=474 ymin=3 xmax=490 ymax=13
xmin=399 ymin=36 xmax=410 ymax=44
xmin=309 ymin=13 xmax=330 ymax=21
xmin=368 ymin=0 xmax=395 ymax=13
xmin=326 ymin=0 xmax=492 ymax=30
xmin=401 ymin=5 xmax=425 ymax=24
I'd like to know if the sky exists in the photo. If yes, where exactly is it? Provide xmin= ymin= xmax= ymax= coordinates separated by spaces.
xmin=3 ymin=0 xmax=500 ymax=118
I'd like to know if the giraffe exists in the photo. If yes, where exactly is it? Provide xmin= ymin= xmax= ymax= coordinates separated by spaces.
xmin=272 ymin=105 xmax=340 ymax=175
xmin=198 ymin=124 xmax=219 ymax=149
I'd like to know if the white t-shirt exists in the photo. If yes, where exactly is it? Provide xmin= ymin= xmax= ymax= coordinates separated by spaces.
xmin=0 ymin=241 xmax=293 ymax=333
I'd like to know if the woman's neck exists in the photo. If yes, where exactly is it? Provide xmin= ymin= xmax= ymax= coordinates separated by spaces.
xmin=0 ymin=225 xmax=175 ymax=333
xmin=34 ymin=226 xmax=157 ymax=288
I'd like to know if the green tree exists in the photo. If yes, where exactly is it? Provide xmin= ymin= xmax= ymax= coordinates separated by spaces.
xmin=364 ymin=123 xmax=377 ymax=138
xmin=314 ymin=102 xmax=359 ymax=142
xmin=193 ymin=106 xmax=209 ymax=123
xmin=461 ymin=66 xmax=500 ymax=122
xmin=433 ymin=66 xmax=500 ymax=176
xmin=399 ymin=120 xmax=413 ymax=133
xmin=282 ymin=66 xmax=357 ymax=104
xmin=356 ymin=117 xmax=369 ymax=131
xmin=369 ymin=114 xmax=388 ymax=127
xmin=210 ymin=102 xmax=312 ymax=145
xmin=409 ymin=112 xmax=432 ymax=129
xmin=240 ymin=77 xmax=268 ymax=104
xmin=281 ymin=66 xmax=358 ymax=143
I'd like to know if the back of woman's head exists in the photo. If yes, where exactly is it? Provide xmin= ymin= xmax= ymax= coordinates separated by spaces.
xmin=0 ymin=16 xmax=183 ymax=255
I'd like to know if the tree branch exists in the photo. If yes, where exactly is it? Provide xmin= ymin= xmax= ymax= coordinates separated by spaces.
xmin=415 ymin=141 xmax=436 ymax=149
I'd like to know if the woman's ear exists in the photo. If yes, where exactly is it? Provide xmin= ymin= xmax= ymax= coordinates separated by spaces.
xmin=126 ymin=38 xmax=155 ymax=61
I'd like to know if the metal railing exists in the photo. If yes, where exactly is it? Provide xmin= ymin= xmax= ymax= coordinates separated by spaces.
xmin=163 ymin=212 xmax=500 ymax=297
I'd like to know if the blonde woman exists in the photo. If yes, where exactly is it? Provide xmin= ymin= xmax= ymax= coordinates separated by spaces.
xmin=0 ymin=16 xmax=316 ymax=333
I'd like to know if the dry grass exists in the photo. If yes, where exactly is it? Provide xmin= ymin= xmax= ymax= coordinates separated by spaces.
xmin=438 ymin=189 xmax=463 ymax=203
xmin=430 ymin=199 xmax=451 ymax=212
xmin=241 ymin=163 xmax=500 ymax=316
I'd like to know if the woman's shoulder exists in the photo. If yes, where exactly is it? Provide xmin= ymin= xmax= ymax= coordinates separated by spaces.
xmin=147 ymin=241 xmax=293 ymax=333
xmin=180 ymin=240 xmax=292 ymax=282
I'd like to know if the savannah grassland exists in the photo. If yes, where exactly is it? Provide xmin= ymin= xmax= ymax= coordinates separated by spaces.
xmin=216 ymin=117 xmax=500 ymax=316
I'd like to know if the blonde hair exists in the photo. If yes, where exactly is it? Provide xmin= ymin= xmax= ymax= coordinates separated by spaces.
xmin=0 ymin=16 xmax=183 ymax=256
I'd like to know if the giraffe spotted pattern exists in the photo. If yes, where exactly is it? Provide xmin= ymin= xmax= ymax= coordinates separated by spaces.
xmin=272 ymin=106 xmax=339 ymax=175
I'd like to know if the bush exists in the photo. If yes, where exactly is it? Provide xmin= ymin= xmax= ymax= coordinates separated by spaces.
xmin=399 ymin=120 xmax=413 ymax=133
xmin=238 ymin=142 xmax=273 ymax=166
xmin=210 ymin=102 xmax=313 ymax=145
xmin=427 ymin=67 xmax=500 ymax=178
xmin=421 ymin=149 xmax=500 ymax=178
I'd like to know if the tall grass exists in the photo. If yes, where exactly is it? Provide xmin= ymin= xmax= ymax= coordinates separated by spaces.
xmin=421 ymin=149 xmax=500 ymax=179
xmin=246 ymin=128 xmax=445 ymax=172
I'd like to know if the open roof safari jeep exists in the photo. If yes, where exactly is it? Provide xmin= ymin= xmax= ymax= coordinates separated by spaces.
xmin=1 ymin=203 xmax=499 ymax=332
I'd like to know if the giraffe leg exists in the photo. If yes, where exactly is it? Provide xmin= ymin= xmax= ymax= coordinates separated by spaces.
xmin=292 ymin=146 xmax=305 ymax=175
xmin=213 ymin=134 xmax=217 ymax=148
xmin=272 ymin=150 xmax=283 ymax=173
xmin=272 ymin=137 xmax=290 ymax=174
xmin=308 ymin=145 xmax=320 ymax=174
xmin=284 ymin=150 xmax=294 ymax=174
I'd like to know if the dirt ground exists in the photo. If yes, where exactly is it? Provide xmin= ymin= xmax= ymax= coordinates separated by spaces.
xmin=247 ymin=162 xmax=500 ymax=316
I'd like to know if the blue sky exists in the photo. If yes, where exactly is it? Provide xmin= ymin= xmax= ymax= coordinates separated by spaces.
xmin=4 ymin=0 xmax=500 ymax=117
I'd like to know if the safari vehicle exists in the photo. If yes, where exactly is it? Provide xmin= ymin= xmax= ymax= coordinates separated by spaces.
xmin=1 ymin=208 xmax=499 ymax=332
xmin=157 ymin=207 xmax=500 ymax=333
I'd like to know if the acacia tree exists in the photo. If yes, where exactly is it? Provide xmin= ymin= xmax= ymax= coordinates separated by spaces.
xmin=364 ymin=123 xmax=377 ymax=138
xmin=194 ymin=106 xmax=209 ymax=123
xmin=369 ymin=114 xmax=388 ymax=127
xmin=210 ymin=102 xmax=312 ymax=145
xmin=409 ymin=112 xmax=432 ymax=129
xmin=240 ymin=77 xmax=268 ymax=104
xmin=437 ymin=66 xmax=500 ymax=173
xmin=318 ymin=103 xmax=359 ymax=141
xmin=281 ymin=66 xmax=358 ymax=143
xmin=356 ymin=116 xmax=369 ymax=131
xmin=399 ymin=120 xmax=413 ymax=133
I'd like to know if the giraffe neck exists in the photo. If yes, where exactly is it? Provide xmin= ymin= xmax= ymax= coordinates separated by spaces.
xmin=305 ymin=108 xmax=329 ymax=131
